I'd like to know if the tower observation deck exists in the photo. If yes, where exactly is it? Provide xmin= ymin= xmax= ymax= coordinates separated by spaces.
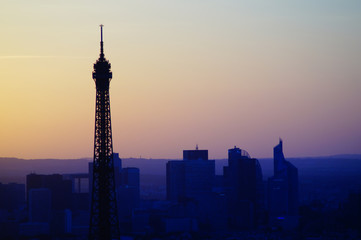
xmin=89 ymin=25 xmax=120 ymax=240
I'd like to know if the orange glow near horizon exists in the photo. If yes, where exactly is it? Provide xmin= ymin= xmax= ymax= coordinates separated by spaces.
xmin=0 ymin=1 xmax=360 ymax=159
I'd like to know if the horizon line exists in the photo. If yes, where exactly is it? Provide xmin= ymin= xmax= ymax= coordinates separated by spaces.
xmin=1 ymin=153 xmax=361 ymax=161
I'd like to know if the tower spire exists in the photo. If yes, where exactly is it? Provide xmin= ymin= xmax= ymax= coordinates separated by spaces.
xmin=100 ymin=24 xmax=104 ymax=59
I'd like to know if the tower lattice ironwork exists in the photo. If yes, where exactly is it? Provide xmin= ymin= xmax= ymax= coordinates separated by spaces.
xmin=89 ymin=25 xmax=120 ymax=240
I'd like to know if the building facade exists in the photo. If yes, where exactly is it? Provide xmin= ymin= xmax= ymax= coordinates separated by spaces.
xmin=224 ymin=147 xmax=263 ymax=229
xmin=166 ymin=148 xmax=215 ymax=202
xmin=268 ymin=140 xmax=299 ymax=229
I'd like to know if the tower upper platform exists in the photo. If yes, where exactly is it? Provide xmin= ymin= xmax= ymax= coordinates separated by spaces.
xmin=92 ymin=25 xmax=112 ymax=88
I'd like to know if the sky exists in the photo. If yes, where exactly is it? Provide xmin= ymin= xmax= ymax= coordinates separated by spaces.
xmin=0 ymin=1 xmax=360 ymax=159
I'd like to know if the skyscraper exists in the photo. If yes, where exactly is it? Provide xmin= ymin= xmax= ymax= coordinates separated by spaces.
xmin=166 ymin=160 xmax=185 ymax=201
xmin=28 ymin=188 xmax=51 ymax=223
xmin=117 ymin=168 xmax=140 ymax=227
xmin=268 ymin=139 xmax=299 ymax=229
xmin=89 ymin=25 xmax=120 ymax=240
xmin=166 ymin=147 xmax=217 ymax=231
xmin=223 ymin=147 xmax=263 ymax=229
xmin=26 ymin=174 xmax=72 ymax=211
xmin=166 ymin=148 xmax=215 ymax=202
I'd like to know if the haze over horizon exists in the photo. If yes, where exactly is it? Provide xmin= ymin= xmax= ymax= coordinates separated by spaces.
xmin=1 ymin=1 xmax=360 ymax=160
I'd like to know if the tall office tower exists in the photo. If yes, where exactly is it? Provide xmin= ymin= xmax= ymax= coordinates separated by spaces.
xmin=121 ymin=168 xmax=140 ymax=191
xmin=26 ymin=174 xmax=72 ymax=210
xmin=114 ymin=153 xmax=123 ymax=190
xmin=117 ymin=168 xmax=140 ymax=225
xmin=224 ymin=147 xmax=263 ymax=229
xmin=166 ymin=161 xmax=185 ymax=201
xmin=63 ymin=173 xmax=90 ymax=212
xmin=268 ymin=140 xmax=298 ymax=229
xmin=89 ymin=25 xmax=120 ymax=240
xmin=26 ymin=174 xmax=73 ymax=235
xmin=166 ymin=148 xmax=215 ymax=201
xmin=28 ymin=188 xmax=52 ymax=223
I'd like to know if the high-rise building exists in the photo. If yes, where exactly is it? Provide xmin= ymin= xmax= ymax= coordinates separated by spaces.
xmin=63 ymin=173 xmax=90 ymax=212
xmin=166 ymin=161 xmax=185 ymax=201
xmin=121 ymin=168 xmax=140 ymax=192
xmin=28 ymin=188 xmax=51 ymax=223
xmin=268 ymin=139 xmax=298 ymax=229
xmin=26 ymin=174 xmax=72 ymax=211
xmin=166 ymin=148 xmax=215 ymax=202
xmin=117 ymin=168 xmax=140 ymax=221
xmin=183 ymin=149 xmax=208 ymax=161
xmin=114 ymin=153 xmax=123 ymax=188
xmin=89 ymin=25 xmax=120 ymax=240
xmin=223 ymin=147 xmax=263 ymax=229
xmin=26 ymin=174 xmax=74 ymax=236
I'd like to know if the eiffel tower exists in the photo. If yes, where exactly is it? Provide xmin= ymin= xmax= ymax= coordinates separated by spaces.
xmin=89 ymin=25 xmax=120 ymax=240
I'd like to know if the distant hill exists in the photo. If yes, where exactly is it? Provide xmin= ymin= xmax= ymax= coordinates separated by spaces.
xmin=0 ymin=154 xmax=360 ymax=184
xmin=317 ymin=154 xmax=361 ymax=159
xmin=288 ymin=155 xmax=361 ymax=177
xmin=0 ymin=157 xmax=90 ymax=183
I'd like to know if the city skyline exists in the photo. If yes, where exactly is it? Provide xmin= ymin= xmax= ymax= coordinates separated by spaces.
xmin=1 ymin=1 xmax=361 ymax=159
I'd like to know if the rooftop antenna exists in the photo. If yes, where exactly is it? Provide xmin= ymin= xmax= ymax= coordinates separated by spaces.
xmin=99 ymin=24 xmax=104 ymax=59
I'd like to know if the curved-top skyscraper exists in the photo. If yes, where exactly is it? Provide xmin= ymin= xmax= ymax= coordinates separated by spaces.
xmin=268 ymin=139 xmax=299 ymax=229
xmin=89 ymin=25 xmax=120 ymax=240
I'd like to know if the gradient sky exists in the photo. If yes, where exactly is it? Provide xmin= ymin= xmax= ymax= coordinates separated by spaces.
xmin=0 ymin=1 xmax=360 ymax=159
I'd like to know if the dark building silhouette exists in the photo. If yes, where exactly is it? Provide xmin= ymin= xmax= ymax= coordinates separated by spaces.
xmin=165 ymin=147 xmax=224 ymax=232
xmin=0 ymin=182 xmax=25 ymax=211
xmin=26 ymin=173 xmax=73 ymax=235
xmin=63 ymin=173 xmax=90 ymax=211
xmin=223 ymin=146 xmax=263 ymax=229
xmin=166 ymin=147 xmax=215 ymax=202
xmin=28 ymin=188 xmax=51 ymax=223
xmin=88 ymin=153 xmax=122 ymax=202
xmin=63 ymin=173 xmax=89 ymax=194
xmin=343 ymin=191 xmax=361 ymax=233
xmin=118 ymin=167 xmax=140 ymax=231
xmin=89 ymin=153 xmax=140 ymax=232
xmin=64 ymin=172 xmax=91 ymax=236
xmin=114 ymin=153 xmax=122 ymax=188
xmin=89 ymin=25 xmax=120 ymax=240
xmin=121 ymin=168 xmax=140 ymax=190
xmin=183 ymin=149 xmax=208 ymax=161
xmin=120 ymin=167 xmax=140 ymax=211
xmin=166 ymin=160 xmax=185 ymax=201
xmin=26 ymin=173 xmax=72 ymax=210
xmin=22 ymin=189 xmax=52 ymax=237
xmin=0 ymin=183 xmax=25 ymax=240
xmin=268 ymin=139 xmax=299 ymax=229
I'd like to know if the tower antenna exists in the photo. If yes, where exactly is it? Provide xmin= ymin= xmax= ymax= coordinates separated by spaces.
xmin=99 ymin=24 xmax=104 ymax=59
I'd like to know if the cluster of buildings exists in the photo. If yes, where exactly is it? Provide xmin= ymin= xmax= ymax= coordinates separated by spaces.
xmin=0 ymin=153 xmax=141 ymax=238
xmin=165 ymin=140 xmax=298 ymax=233
xmin=0 ymin=140 xmax=299 ymax=239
